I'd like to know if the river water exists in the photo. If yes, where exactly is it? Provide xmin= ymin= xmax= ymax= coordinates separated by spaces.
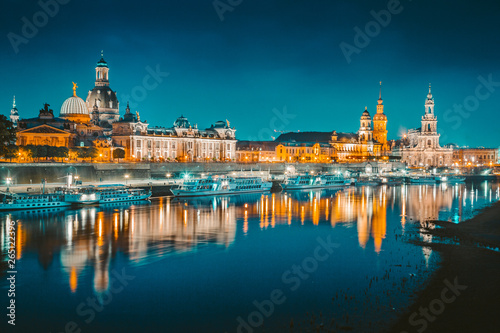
xmin=1 ymin=181 xmax=499 ymax=332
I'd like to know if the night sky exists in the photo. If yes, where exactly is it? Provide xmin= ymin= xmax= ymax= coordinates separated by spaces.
xmin=1 ymin=0 xmax=499 ymax=147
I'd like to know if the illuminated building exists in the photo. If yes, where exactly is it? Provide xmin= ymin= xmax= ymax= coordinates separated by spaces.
xmin=236 ymin=141 xmax=279 ymax=162
xmin=372 ymin=82 xmax=389 ymax=152
xmin=15 ymin=84 xmax=111 ymax=160
xmin=400 ymin=85 xmax=453 ymax=167
xmin=452 ymin=147 xmax=498 ymax=166
xmin=112 ymin=109 xmax=236 ymax=162
xmin=273 ymin=84 xmax=387 ymax=162
xmin=85 ymin=52 xmax=120 ymax=129
xmin=11 ymin=53 xmax=235 ymax=163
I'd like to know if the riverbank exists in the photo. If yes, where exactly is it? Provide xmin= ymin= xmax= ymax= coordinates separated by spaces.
xmin=390 ymin=200 xmax=500 ymax=333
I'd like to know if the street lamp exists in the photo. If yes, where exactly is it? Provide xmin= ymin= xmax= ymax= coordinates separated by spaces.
xmin=6 ymin=177 xmax=11 ymax=192
xmin=124 ymin=174 xmax=129 ymax=185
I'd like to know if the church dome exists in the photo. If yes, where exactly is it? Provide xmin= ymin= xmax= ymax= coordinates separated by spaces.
xmin=373 ymin=113 xmax=387 ymax=121
xmin=174 ymin=115 xmax=190 ymax=128
xmin=361 ymin=107 xmax=371 ymax=119
xmin=86 ymin=86 xmax=119 ymax=110
xmin=61 ymin=96 xmax=88 ymax=115
xmin=60 ymin=83 xmax=90 ymax=123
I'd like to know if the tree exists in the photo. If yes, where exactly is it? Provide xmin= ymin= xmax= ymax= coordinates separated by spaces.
xmin=88 ymin=148 xmax=98 ymax=163
xmin=55 ymin=146 xmax=69 ymax=161
xmin=0 ymin=115 xmax=17 ymax=158
xmin=4 ymin=145 xmax=19 ymax=162
xmin=113 ymin=148 xmax=125 ymax=162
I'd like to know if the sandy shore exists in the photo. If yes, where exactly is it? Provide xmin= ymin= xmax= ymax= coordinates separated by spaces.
xmin=390 ymin=200 xmax=500 ymax=333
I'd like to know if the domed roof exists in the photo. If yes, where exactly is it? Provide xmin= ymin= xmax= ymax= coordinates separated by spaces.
xmin=361 ymin=107 xmax=371 ymax=119
xmin=61 ymin=96 xmax=88 ymax=115
xmin=96 ymin=51 xmax=108 ymax=68
xmin=373 ymin=113 xmax=387 ymax=121
xmin=214 ymin=120 xmax=227 ymax=128
xmin=174 ymin=115 xmax=191 ymax=128
xmin=60 ymin=83 xmax=88 ymax=116
xmin=86 ymin=86 xmax=118 ymax=110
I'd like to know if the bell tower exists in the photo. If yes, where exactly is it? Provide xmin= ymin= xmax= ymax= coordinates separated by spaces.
xmin=95 ymin=51 xmax=109 ymax=87
xmin=420 ymin=84 xmax=440 ymax=149
xmin=373 ymin=81 xmax=388 ymax=146
xmin=359 ymin=107 xmax=373 ymax=143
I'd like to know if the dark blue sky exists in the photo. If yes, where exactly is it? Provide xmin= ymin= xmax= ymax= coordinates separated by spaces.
xmin=1 ymin=0 xmax=499 ymax=147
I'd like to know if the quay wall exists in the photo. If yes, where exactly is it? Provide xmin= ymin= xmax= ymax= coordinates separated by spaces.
xmin=0 ymin=161 xmax=412 ymax=185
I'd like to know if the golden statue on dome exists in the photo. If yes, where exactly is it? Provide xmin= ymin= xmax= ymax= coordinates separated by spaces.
xmin=72 ymin=82 xmax=78 ymax=97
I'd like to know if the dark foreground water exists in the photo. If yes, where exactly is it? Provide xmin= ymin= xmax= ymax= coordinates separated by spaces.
xmin=1 ymin=181 xmax=499 ymax=333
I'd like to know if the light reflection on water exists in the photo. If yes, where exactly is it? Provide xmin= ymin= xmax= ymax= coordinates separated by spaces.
xmin=0 ymin=181 xmax=499 ymax=332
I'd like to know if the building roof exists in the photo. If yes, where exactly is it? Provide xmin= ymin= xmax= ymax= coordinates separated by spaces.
xmin=236 ymin=141 xmax=279 ymax=151
xmin=275 ymin=131 xmax=333 ymax=143
xmin=17 ymin=124 xmax=72 ymax=135
xmin=61 ymin=96 xmax=89 ymax=115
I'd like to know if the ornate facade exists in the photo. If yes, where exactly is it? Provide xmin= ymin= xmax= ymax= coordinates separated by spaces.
xmin=400 ymin=86 xmax=453 ymax=167
xmin=112 ymin=107 xmax=237 ymax=162
xmin=12 ymin=54 xmax=236 ymax=163
xmin=452 ymin=147 xmax=498 ymax=166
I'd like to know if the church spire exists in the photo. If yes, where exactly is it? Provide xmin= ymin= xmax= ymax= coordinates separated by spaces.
xmin=10 ymin=95 xmax=19 ymax=127
xmin=377 ymin=81 xmax=383 ymax=106
xmin=427 ymin=83 xmax=433 ymax=101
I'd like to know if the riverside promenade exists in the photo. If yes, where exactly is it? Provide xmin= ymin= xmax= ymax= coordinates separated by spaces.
xmin=0 ymin=161 xmax=405 ymax=184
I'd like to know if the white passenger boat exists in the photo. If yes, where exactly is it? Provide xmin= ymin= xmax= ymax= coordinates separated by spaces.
xmin=90 ymin=185 xmax=152 ymax=203
xmin=356 ymin=176 xmax=382 ymax=186
xmin=344 ymin=178 xmax=357 ymax=186
xmin=439 ymin=175 xmax=466 ymax=183
xmin=409 ymin=176 xmax=439 ymax=184
xmin=55 ymin=187 xmax=101 ymax=205
xmin=282 ymin=174 xmax=344 ymax=190
xmin=380 ymin=177 xmax=403 ymax=185
xmin=171 ymin=176 xmax=272 ymax=197
xmin=0 ymin=192 xmax=70 ymax=211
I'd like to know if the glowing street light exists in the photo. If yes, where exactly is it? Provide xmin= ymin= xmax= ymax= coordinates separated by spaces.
xmin=124 ymin=174 xmax=129 ymax=184
xmin=6 ymin=177 xmax=11 ymax=192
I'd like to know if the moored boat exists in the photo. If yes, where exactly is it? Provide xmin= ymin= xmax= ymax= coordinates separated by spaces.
xmin=91 ymin=185 xmax=152 ymax=203
xmin=356 ymin=176 xmax=382 ymax=186
xmin=172 ymin=176 xmax=272 ymax=197
xmin=0 ymin=192 xmax=71 ymax=211
xmin=380 ymin=177 xmax=403 ymax=185
xmin=439 ymin=175 xmax=466 ymax=183
xmin=55 ymin=187 xmax=101 ymax=205
xmin=409 ymin=176 xmax=439 ymax=184
xmin=282 ymin=174 xmax=344 ymax=190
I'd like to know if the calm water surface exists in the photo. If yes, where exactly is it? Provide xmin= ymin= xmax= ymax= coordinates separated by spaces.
xmin=1 ymin=181 xmax=499 ymax=333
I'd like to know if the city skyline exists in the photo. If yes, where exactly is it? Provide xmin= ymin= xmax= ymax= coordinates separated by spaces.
xmin=2 ymin=0 xmax=500 ymax=147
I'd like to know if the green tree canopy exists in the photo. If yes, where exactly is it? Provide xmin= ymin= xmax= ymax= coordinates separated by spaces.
xmin=0 ymin=115 xmax=17 ymax=158
xmin=113 ymin=148 xmax=125 ymax=161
